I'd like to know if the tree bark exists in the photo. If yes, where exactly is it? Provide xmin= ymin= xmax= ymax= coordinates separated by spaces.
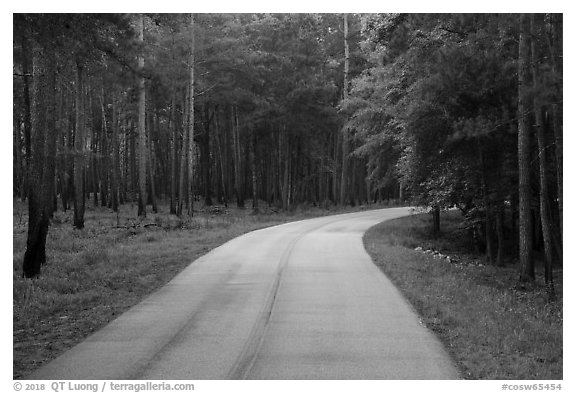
xmin=65 ymin=98 xmax=75 ymax=210
xmin=52 ymin=86 xmax=65 ymax=215
xmin=201 ymin=104 xmax=212 ymax=206
xmin=546 ymin=14 xmax=563 ymax=244
xmin=137 ymin=14 xmax=147 ymax=217
xmin=111 ymin=93 xmax=120 ymax=213
xmin=21 ymin=32 xmax=32 ymax=202
xmin=233 ymin=105 xmax=244 ymax=208
xmin=169 ymin=86 xmax=178 ymax=214
xmin=495 ymin=188 xmax=505 ymax=266
xmin=510 ymin=191 xmax=518 ymax=258
xmin=23 ymin=37 xmax=57 ymax=278
xmin=99 ymin=87 xmax=109 ymax=209
xmin=214 ymin=109 xmax=228 ymax=207
xmin=480 ymin=148 xmax=495 ymax=264
xmin=187 ymin=13 xmax=196 ymax=216
xmin=90 ymin=88 xmax=99 ymax=208
xmin=148 ymin=113 xmax=158 ymax=213
xmin=129 ymin=120 xmax=137 ymax=201
xmin=518 ymin=13 xmax=534 ymax=281
xmin=251 ymin=128 xmax=259 ymax=211
xmin=280 ymin=125 xmax=290 ymax=210
xmin=177 ymin=89 xmax=188 ymax=217
xmin=531 ymin=15 xmax=555 ymax=300
xmin=14 ymin=110 xmax=23 ymax=197
xmin=339 ymin=13 xmax=350 ymax=206
xmin=73 ymin=62 xmax=86 ymax=229
xmin=332 ymin=130 xmax=339 ymax=204
xmin=168 ymin=30 xmax=178 ymax=215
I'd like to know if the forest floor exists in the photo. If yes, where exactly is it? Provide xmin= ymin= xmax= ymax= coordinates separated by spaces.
xmin=12 ymin=198 xmax=397 ymax=379
xmin=364 ymin=211 xmax=563 ymax=380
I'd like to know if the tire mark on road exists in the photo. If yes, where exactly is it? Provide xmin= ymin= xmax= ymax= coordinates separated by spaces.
xmin=227 ymin=214 xmax=365 ymax=379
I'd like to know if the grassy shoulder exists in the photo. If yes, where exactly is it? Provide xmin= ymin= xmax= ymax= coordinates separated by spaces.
xmin=364 ymin=211 xmax=562 ymax=380
xmin=13 ymin=199 xmax=397 ymax=379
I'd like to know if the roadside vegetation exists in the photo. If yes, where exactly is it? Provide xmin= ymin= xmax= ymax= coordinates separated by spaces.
xmin=12 ymin=199 xmax=396 ymax=379
xmin=364 ymin=211 xmax=563 ymax=380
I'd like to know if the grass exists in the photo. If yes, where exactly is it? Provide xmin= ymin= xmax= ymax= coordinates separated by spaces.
xmin=13 ymin=198 xmax=400 ymax=379
xmin=364 ymin=210 xmax=563 ymax=380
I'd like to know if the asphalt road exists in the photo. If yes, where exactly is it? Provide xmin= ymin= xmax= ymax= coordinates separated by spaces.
xmin=28 ymin=207 xmax=459 ymax=380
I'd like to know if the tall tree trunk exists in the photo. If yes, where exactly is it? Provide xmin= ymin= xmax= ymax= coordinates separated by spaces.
xmin=546 ymin=14 xmax=563 ymax=245
xmin=226 ymin=112 xmax=235 ymax=207
xmin=187 ymin=13 xmax=195 ymax=216
xmin=148 ymin=113 xmax=158 ymax=213
xmin=280 ymin=125 xmax=289 ymax=210
xmin=73 ymin=62 xmax=85 ymax=229
xmin=551 ymin=104 xmax=562 ymax=241
xmin=480 ymin=148 xmax=495 ymax=264
xmin=332 ymin=130 xmax=339 ymax=203
xmin=90 ymin=88 xmax=99 ymax=208
xmin=214 ymin=110 xmax=228 ymax=207
xmin=339 ymin=13 xmax=350 ymax=206
xmin=233 ymin=105 xmax=244 ymax=208
xmin=129 ymin=121 xmax=136 ymax=200
xmin=169 ymin=86 xmax=178 ymax=214
xmin=251 ymin=128 xmax=259 ymax=211
xmin=201 ymin=104 xmax=212 ymax=206
xmin=99 ymin=87 xmax=109 ymax=208
xmin=23 ymin=37 xmax=57 ymax=278
xmin=14 ymin=104 xmax=23 ymax=197
xmin=21 ymin=32 xmax=32 ymax=202
xmin=52 ymin=85 xmax=65 ymax=216
xmin=510 ymin=191 xmax=518 ymax=259
xmin=137 ymin=14 xmax=147 ymax=217
xmin=125 ymin=120 xmax=134 ymax=203
xmin=111 ymin=93 xmax=120 ymax=213
xmin=531 ymin=15 xmax=555 ymax=300
xmin=518 ymin=13 xmax=534 ymax=281
xmin=349 ymin=157 xmax=356 ymax=206
xmin=495 ymin=188 xmax=505 ymax=266
xmin=65 ymin=103 xmax=74 ymax=211
xmin=168 ymin=31 xmax=178 ymax=214
xmin=177 ymin=89 xmax=188 ymax=217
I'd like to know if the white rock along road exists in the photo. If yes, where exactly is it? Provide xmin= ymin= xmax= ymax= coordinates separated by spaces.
xmin=29 ymin=207 xmax=459 ymax=380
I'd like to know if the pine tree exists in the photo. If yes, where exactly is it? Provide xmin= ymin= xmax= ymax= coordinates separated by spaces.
xmin=137 ymin=14 xmax=147 ymax=217
xmin=518 ymin=13 xmax=534 ymax=281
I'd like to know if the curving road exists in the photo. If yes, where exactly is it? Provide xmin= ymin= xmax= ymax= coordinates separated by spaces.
xmin=28 ymin=207 xmax=459 ymax=380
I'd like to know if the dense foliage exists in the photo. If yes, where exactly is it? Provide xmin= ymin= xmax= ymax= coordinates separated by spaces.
xmin=13 ymin=13 xmax=562 ymax=294
xmin=345 ymin=14 xmax=562 ymax=297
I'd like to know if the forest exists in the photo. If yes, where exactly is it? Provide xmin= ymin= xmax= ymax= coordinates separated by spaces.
xmin=13 ymin=13 xmax=562 ymax=299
